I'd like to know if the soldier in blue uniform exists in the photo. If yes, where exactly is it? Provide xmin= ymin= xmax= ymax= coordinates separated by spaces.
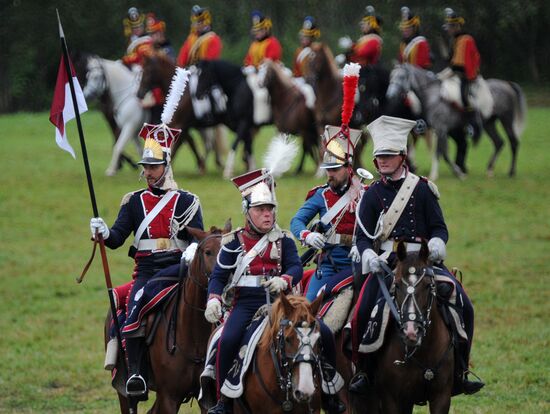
xmin=205 ymin=168 xmax=345 ymax=414
xmin=90 ymin=123 xmax=203 ymax=397
xmin=349 ymin=115 xmax=484 ymax=395
xmin=291 ymin=125 xmax=364 ymax=301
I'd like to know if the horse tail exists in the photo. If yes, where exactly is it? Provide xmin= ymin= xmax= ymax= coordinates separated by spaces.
xmin=509 ymin=81 xmax=527 ymax=140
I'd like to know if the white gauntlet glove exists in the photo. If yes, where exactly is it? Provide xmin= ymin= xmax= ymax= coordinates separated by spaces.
xmin=182 ymin=242 xmax=198 ymax=265
xmin=361 ymin=249 xmax=385 ymax=274
xmin=261 ymin=276 xmax=288 ymax=294
xmin=338 ymin=36 xmax=353 ymax=50
xmin=304 ymin=232 xmax=326 ymax=250
xmin=90 ymin=217 xmax=109 ymax=240
xmin=204 ymin=298 xmax=222 ymax=323
xmin=349 ymin=246 xmax=361 ymax=263
xmin=428 ymin=237 xmax=447 ymax=263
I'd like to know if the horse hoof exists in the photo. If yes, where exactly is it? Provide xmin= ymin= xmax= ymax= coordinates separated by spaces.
xmin=487 ymin=169 xmax=495 ymax=178
xmin=105 ymin=168 xmax=117 ymax=177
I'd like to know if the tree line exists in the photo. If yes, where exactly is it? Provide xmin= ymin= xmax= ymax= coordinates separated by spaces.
xmin=2 ymin=0 xmax=549 ymax=113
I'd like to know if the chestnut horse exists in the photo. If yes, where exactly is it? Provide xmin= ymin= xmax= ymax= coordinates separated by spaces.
xmin=351 ymin=241 xmax=454 ymax=414
xmin=236 ymin=294 xmax=324 ymax=414
xmin=301 ymin=43 xmax=389 ymax=168
xmin=110 ymin=221 xmax=231 ymax=414
xmin=257 ymin=60 xmax=320 ymax=173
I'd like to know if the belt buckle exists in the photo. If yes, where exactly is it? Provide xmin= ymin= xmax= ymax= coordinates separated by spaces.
xmin=156 ymin=238 xmax=170 ymax=250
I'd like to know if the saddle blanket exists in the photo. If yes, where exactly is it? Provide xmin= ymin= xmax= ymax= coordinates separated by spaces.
xmin=318 ymin=275 xmax=354 ymax=334
xmin=199 ymin=315 xmax=268 ymax=400
xmin=347 ymin=268 xmax=468 ymax=355
xmin=440 ymin=72 xmax=494 ymax=118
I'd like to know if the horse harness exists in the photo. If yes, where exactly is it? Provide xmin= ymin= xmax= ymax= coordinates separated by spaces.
xmin=252 ymin=318 xmax=321 ymax=413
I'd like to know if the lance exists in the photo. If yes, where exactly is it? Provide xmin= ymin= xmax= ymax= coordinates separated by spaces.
xmin=55 ymin=10 xmax=128 ymax=379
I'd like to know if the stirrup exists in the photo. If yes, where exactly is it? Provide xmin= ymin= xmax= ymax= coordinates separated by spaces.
xmin=463 ymin=371 xmax=485 ymax=395
xmin=126 ymin=374 xmax=147 ymax=396
xmin=207 ymin=399 xmax=233 ymax=414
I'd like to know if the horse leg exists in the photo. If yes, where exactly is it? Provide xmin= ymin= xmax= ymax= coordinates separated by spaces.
xmin=483 ymin=117 xmax=504 ymax=177
xmin=428 ymin=393 xmax=451 ymax=414
xmin=214 ymin=125 xmax=229 ymax=169
xmin=436 ymin=129 xmax=465 ymax=180
xmin=407 ymin=134 xmax=418 ymax=173
xmin=106 ymin=123 xmax=136 ymax=176
xmin=450 ymin=128 xmax=468 ymax=175
xmin=224 ymin=135 xmax=240 ymax=179
xmin=185 ymin=132 xmax=206 ymax=175
xmin=501 ymin=119 xmax=520 ymax=177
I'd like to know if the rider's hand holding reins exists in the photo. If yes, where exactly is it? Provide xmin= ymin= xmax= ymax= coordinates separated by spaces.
xmin=349 ymin=245 xmax=361 ymax=263
xmin=427 ymin=237 xmax=446 ymax=263
xmin=90 ymin=217 xmax=109 ymax=240
xmin=304 ymin=231 xmax=326 ymax=250
xmin=182 ymin=242 xmax=198 ymax=265
xmin=205 ymin=297 xmax=222 ymax=323
xmin=361 ymin=249 xmax=385 ymax=274
xmin=261 ymin=276 xmax=288 ymax=293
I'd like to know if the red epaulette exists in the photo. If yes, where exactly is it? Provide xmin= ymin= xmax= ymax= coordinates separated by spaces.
xmin=305 ymin=184 xmax=327 ymax=201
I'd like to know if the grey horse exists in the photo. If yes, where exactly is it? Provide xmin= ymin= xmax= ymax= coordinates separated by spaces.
xmin=386 ymin=64 xmax=526 ymax=180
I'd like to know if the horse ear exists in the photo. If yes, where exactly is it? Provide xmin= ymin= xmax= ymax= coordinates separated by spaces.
xmin=420 ymin=239 xmax=429 ymax=262
xmin=396 ymin=241 xmax=407 ymax=261
xmin=223 ymin=218 xmax=232 ymax=234
xmin=309 ymin=293 xmax=323 ymax=318
xmin=279 ymin=292 xmax=293 ymax=317
xmin=186 ymin=226 xmax=207 ymax=241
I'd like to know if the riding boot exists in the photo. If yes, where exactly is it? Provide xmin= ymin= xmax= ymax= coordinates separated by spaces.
xmin=321 ymin=393 xmax=346 ymax=414
xmin=125 ymin=336 xmax=147 ymax=397
xmin=348 ymin=371 xmax=370 ymax=394
xmin=207 ymin=395 xmax=233 ymax=414
xmin=465 ymin=108 xmax=483 ymax=144
xmin=452 ymin=341 xmax=485 ymax=396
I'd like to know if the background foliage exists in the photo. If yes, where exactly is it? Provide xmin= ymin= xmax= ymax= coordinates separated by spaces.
xmin=2 ymin=0 xmax=550 ymax=112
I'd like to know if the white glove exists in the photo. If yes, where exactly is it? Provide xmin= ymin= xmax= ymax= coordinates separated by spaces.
xmin=262 ymin=276 xmax=288 ymax=294
xmin=304 ymin=232 xmax=326 ymax=250
xmin=140 ymin=91 xmax=156 ymax=108
xmin=428 ymin=237 xmax=447 ymax=263
xmin=90 ymin=217 xmax=109 ymax=240
xmin=182 ymin=242 xmax=198 ymax=265
xmin=204 ymin=298 xmax=222 ymax=323
xmin=361 ymin=249 xmax=385 ymax=274
xmin=242 ymin=65 xmax=256 ymax=75
xmin=338 ymin=36 xmax=353 ymax=50
xmin=349 ymin=245 xmax=361 ymax=263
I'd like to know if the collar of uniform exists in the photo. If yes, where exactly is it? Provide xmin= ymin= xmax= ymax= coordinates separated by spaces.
xmin=148 ymin=185 xmax=167 ymax=196
xmin=381 ymin=166 xmax=408 ymax=185
xmin=329 ymin=178 xmax=351 ymax=197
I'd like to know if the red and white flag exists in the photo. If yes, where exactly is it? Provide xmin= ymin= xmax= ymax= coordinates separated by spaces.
xmin=49 ymin=55 xmax=88 ymax=158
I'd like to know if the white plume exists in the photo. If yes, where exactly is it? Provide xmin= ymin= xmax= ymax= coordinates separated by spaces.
xmin=263 ymin=134 xmax=299 ymax=178
xmin=343 ymin=62 xmax=361 ymax=77
xmin=161 ymin=67 xmax=190 ymax=125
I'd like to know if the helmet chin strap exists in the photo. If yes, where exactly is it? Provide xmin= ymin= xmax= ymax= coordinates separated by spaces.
xmin=140 ymin=163 xmax=169 ymax=188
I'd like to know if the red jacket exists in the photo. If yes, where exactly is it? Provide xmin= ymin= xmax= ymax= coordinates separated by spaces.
xmin=351 ymin=33 xmax=382 ymax=66
xmin=399 ymin=36 xmax=431 ymax=69
xmin=244 ymin=36 xmax=282 ymax=68
xmin=451 ymin=33 xmax=480 ymax=80
xmin=176 ymin=31 xmax=222 ymax=67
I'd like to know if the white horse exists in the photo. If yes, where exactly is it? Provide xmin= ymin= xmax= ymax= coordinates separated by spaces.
xmin=81 ymin=55 xmax=147 ymax=176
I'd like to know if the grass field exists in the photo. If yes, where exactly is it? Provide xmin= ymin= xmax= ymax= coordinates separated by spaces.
xmin=0 ymin=106 xmax=549 ymax=413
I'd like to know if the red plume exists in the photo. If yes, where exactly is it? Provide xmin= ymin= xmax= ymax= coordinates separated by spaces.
xmin=341 ymin=63 xmax=361 ymax=127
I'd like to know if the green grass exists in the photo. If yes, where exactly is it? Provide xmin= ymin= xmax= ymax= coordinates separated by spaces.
xmin=0 ymin=108 xmax=549 ymax=413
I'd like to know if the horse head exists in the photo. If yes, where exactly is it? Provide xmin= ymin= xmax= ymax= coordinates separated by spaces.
xmin=75 ymin=54 xmax=106 ymax=101
xmin=303 ymin=43 xmax=339 ymax=87
xmin=261 ymin=294 xmax=323 ymax=404
xmin=193 ymin=60 xmax=216 ymax=99
xmin=387 ymin=64 xmax=412 ymax=101
xmin=186 ymin=219 xmax=232 ymax=287
xmin=393 ymin=240 xmax=436 ymax=347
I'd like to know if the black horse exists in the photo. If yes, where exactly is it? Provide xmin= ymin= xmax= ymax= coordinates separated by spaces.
xmin=193 ymin=59 xmax=256 ymax=177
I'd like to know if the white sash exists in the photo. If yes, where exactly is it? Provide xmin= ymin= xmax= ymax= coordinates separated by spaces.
xmin=132 ymin=190 xmax=177 ymax=249
xmin=379 ymin=173 xmax=419 ymax=242
xmin=320 ymin=191 xmax=352 ymax=226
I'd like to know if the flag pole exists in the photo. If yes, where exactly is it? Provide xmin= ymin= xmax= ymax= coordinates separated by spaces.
xmin=56 ymin=9 xmax=128 ymax=379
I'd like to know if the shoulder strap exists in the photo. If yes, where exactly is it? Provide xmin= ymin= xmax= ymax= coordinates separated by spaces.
xmin=379 ymin=173 xmax=420 ymax=241
xmin=132 ymin=190 xmax=177 ymax=249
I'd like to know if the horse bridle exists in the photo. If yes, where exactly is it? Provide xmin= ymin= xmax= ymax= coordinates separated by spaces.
xmin=84 ymin=56 xmax=107 ymax=99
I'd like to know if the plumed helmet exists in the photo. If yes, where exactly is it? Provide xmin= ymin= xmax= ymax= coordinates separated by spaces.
xmin=232 ymin=169 xmax=277 ymax=211
xmin=444 ymin=7 xmax=465 ymax=27
xmin=137 ymin=123 xmax=181 ymax=165
xmin=362 ymin=5 xmax=383 ymax=32
xmin=367 ymin=115 xmax=416 ymax=157
xmin=191 ymin=5 xmax=212 ymax=26
xmin=145 ymin=13 xmax=166 ymax=34
xmin=124 ymin=7 xmax=145 ymax=38
xmin=251 ymin=10 xmax=273 ymax=32
xmin=399 ymin=6 xmax=420 ymax=30
xmin=300 ymin=16 xmax=321 ymax=39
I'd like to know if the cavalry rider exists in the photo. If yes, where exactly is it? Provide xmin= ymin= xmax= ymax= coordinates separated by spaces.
xmin=90 ymin=123 xmax=203 ymax=397
xmin=398 ymin=7 xmax=431 ymax=69
xmin=292 ymin=16 xmax=321 ymax=78
xmin=177 ymin=5 xmax=223 ymax=67
xmin=243 ymin=10 xmax=282 ymax=70
xmin=123 ymin=6 xmax=146 ymax=43
xmin=204 ymin=169 xmax=345 ymax=414
xmin=348 ymin=115 xmax=484 ymax=396
xmin=146 ymin=13 xmax=176 ymax=62
xmin=443 ymin=7 xmax=483 ymax=141
xmin=349 ymin=5 xmax=383 ymax=67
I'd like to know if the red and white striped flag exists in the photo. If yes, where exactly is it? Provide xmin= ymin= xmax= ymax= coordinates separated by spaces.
xmin=49 ymin=55 xmax=87 ymax=158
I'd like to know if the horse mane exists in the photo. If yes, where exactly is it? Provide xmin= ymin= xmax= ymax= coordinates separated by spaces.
xmin=266 ymin=60 xmax=294 ymax=89
xmin=187 ymin=226 xmax=223 ymax=277
xmin=315 ymin=43 xmax=340 ymax=80
xmin=258 ymin=295 xmax=316 ymax=350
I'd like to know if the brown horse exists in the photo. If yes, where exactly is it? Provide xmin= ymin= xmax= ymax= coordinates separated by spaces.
xmin=301 ymin=43 xmax=389 ymax=169
xmin=351 ymin=241 xmax=454 ymax=414
xmin=258 ymin=60 xmax=320 ymax=173
xmin=235 ymin=294 xmax=324 ymax=414
xmin=137 ymin=53 xmax=211 ymax=174
xmin=109 ymin=221 xmax=231 ymax=414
